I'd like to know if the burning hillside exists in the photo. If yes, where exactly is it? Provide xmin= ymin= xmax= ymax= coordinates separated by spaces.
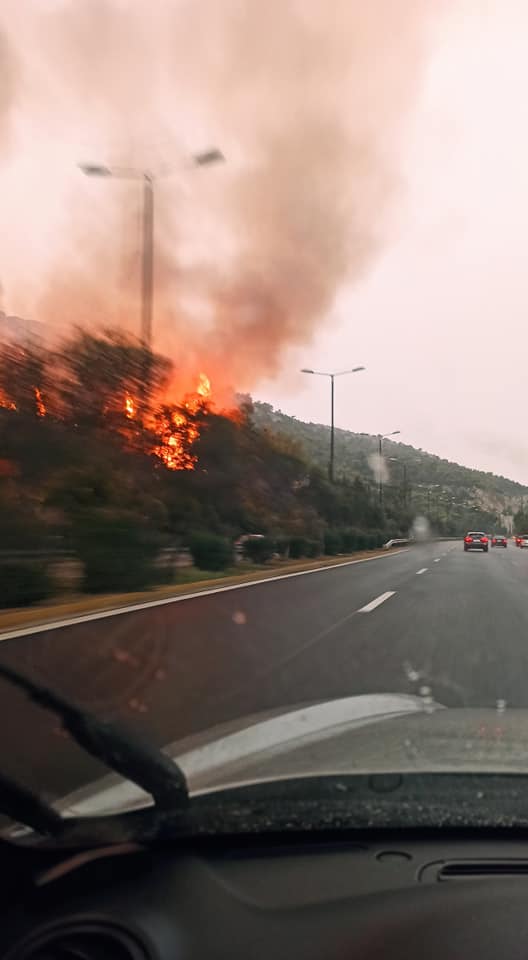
xmin=0 ymin=390 xmax=15 ymax=411
xmin=0 ymin=331 xmax=234 ymax=471
xmin=125 ymin=371 xmax=214 ymax=470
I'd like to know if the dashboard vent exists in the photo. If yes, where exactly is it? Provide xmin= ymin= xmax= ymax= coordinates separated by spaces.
xmin=5 ymin=918 xmax=151 ymax=960
xmin=438 ymin=860 xmax=528 ymax=880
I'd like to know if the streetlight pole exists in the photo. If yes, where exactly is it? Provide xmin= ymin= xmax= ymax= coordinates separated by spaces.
xmin=141 ymin=174 xmax=154 ymax=348
xmin=79 ymin=148 xmax=224 ymax=349
xmin=301 ymin=366 xmax=366 ymax=482
xmin=377 ymin=434 xmax=382 ymax=503
xmin=329 ymin=374 xmax=335 ymax=482
xmin=377 ymin=430 xmax=401 ymax=506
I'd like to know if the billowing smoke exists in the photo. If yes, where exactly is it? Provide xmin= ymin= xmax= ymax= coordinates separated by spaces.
xmin=0 ymin=28 xmax=17 ymax=148
xmin=0 ymin=1 xmax=444 ymax=395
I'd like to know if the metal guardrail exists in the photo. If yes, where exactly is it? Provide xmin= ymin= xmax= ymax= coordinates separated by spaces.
xmin=383 ymin=538 xmax=411 ymax=550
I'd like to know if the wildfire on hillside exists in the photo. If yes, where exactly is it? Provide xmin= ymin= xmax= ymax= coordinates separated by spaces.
xmin=196 ymin=373 xmax=211 ymax=399
xmin=0 ymin=387 xmax=46 ymax=416
xmin=123 ymin=372 xmax=213 ymax=470
xmin=153 ymin=372 xmax=212 ymax=470
xmin=153 ymin=409 xmax=201 ymax=471
xmin=35 ymin=388 xmax=46 ymax=417
xmin=124 ymin=394 xmax=135 ymax=419
xmin=0 ymin=391 xmax=16 ymax=411
xmin=1 ymin=367 xmax=221 ymax=471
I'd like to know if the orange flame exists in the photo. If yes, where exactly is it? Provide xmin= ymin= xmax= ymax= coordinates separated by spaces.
xmin=107 ymin=375 xmax=216 ymax=470
xmin=0 ymin=370 xmax=223 ymax=472
xmin=158 ymin=418 xmax=197 ymax=470
xmin=0 ymin=388 xmax=46 ymax=415
xmin=0 ymin=390 xmax=16 ymax=411
xmin=152 ymin=373 xmax=212 ymax=471
xmin=197 ymin=372 xmax=211 ymax=398
xmin=35 ymin=388 xmax=46 ymax=417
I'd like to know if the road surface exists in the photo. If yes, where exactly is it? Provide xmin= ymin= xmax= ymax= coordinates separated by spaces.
xmin=0 ymin=540 xmax=527 ymax=799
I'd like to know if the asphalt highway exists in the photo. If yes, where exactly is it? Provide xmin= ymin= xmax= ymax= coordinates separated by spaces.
xmin=0 ymin=539 xmax=527 ymax=799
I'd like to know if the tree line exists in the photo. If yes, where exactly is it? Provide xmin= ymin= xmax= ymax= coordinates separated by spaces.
xmin=0 ymin=328 xmax=445 ymax=607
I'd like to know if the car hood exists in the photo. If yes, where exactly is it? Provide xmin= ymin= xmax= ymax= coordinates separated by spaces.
xmin=54 ymin=692 xmax=528 ymax=819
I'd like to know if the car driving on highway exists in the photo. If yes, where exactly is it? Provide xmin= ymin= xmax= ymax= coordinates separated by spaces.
xmin=463 ymin=531 xmax=489 ymax=552
xmin=519 ymin=535 xmax=528 ymax=549
xmin=491 ymin=535 xmax=507 ymax=547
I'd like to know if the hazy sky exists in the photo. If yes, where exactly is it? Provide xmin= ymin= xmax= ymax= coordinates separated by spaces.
xmin=2 ymin=2 xmax=528 ymax=482
xmin=259 ymin=1 xmax=528 ymax=483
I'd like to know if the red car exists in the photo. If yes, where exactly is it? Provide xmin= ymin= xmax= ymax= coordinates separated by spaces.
xmin=491 ymin=535 xmax=507 ymax=548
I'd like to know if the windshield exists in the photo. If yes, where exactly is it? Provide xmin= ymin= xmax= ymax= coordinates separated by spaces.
xmin=1 ymin=0 xmax=527 ymax=834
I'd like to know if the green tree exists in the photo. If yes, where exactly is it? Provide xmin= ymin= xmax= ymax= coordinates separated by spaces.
xmin=513 ymin=510 xmax=528 ymax=534
xmin=73 ymin=509 xmax=163 ymax=593
xmin=243 ymin=537 xmax=276 ymax=563
xmin=188 ymin=532 xmax=233 ymax=570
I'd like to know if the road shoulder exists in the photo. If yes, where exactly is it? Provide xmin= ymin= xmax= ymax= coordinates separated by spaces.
xmin=0 ymin=548 xmax=409 ymax=640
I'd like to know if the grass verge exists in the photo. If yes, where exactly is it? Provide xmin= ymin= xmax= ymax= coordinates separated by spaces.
xmin=0 ymin=548 xmax=404 ymax=635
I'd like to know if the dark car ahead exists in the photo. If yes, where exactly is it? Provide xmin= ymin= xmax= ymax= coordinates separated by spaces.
xmin=492 ymin=535 xmax=507 ymax=548
xmin=464 ymin=531 xmax=489 ymax=552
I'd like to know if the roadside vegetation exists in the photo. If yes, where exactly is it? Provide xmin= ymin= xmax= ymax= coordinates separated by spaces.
xmin=253 ymin=402 xmax=524 ymax=535
xmin=0 ymin=328 xmax=512 ymax=609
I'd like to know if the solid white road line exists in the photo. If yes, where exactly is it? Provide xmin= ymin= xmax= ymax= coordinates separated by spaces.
xmin=357 ymin=591 xmax=396 ymax=613
xmin=0 ymin=549 xmax=411 ymax=643
xmin=416 ymin=568 xmax=428 ymax=575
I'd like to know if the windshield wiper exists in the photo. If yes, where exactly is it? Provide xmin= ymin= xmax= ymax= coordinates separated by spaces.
xmin=0 ymin=663 xmax=188 ymax=833
xmin=0 ymin=771 xmax=63 ymax=836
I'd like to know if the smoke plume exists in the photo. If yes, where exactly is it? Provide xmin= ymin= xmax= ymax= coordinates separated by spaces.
xmin=0 ymin=0 xmax=443 ymax=395
xmin=0 ymin=27 xmax=17 ymax=152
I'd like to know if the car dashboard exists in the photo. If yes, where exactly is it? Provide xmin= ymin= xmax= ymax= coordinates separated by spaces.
xmin=3 ymin=831 xmax=528 ymax=958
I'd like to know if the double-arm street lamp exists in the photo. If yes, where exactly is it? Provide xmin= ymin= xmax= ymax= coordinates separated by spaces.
xmin=79 ymin=148 xmax=224 ymax=349
xmin=301 ymin=366 xmax=366 ymax=482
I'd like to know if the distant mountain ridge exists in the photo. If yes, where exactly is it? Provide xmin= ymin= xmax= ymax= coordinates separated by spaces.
xmin=252 ymin=402 xmax=528 ymax=529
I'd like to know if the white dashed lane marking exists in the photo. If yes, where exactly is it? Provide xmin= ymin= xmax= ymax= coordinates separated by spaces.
xmin=358 ymin=591 xmax=396 ymax=613
xmin=0 ymin=548 xmax=410 ymax=643
xmin=434 ymin=558 xmax=441 ymax=563
xmin=416 ymin=568 xmax=428 ymax=575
